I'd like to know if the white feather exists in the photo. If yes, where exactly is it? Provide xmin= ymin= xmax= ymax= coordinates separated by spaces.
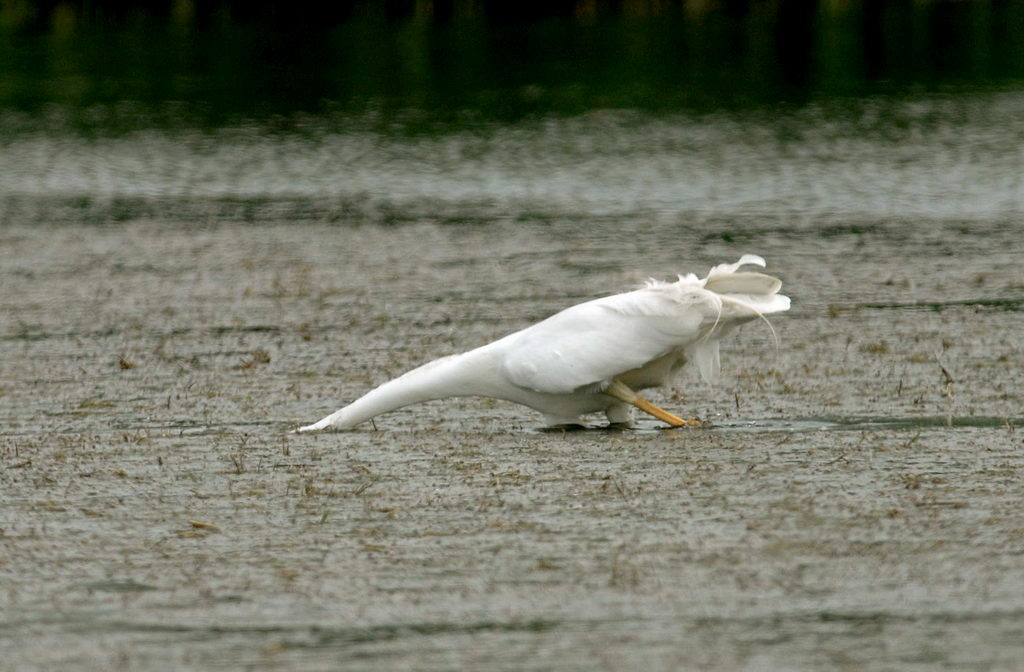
xmin=298 ymin=255 xmax=789 ymax=431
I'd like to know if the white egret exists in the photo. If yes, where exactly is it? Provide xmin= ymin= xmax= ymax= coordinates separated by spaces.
xmin=298 ymin=254 xmax=789 ymax=431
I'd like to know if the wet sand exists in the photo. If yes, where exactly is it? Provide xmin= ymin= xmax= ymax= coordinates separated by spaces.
xmin=2 ymin=215 xmax=1023 ymax=670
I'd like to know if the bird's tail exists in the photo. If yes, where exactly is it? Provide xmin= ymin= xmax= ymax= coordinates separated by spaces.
xmin=689 ymin=254 xmax=791 ymax=383
xmin=702 ymin=254 xmax=791 ymax=316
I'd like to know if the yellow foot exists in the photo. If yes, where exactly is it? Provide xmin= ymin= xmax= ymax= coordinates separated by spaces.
xmin=604 ymin=379 xmax=691 ymax=428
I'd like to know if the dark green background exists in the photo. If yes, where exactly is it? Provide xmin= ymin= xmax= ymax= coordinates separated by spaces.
xmin=2 ymin=0 xmax=1022 ymax=131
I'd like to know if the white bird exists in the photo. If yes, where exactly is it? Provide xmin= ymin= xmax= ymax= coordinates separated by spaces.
xmin=298 ymin=254 xmax=789 ymax=432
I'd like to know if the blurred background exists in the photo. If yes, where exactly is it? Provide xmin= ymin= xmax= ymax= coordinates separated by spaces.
xmin=2 ymin=0 xmax=1023 ymax=225
xmin=3 ymin=0 xmax=1024 ymax=122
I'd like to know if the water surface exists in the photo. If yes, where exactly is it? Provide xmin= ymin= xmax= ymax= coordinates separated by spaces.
xmin=3 ymin=4 xmax=1024 ymax=671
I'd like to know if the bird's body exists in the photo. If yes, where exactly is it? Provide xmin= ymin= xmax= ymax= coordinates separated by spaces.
xmin=298 ymin=255 xmax=789 ymax=432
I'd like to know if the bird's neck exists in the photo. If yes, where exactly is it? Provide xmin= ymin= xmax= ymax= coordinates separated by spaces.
xmin=327 ymin=346 xmax=503 ymax=429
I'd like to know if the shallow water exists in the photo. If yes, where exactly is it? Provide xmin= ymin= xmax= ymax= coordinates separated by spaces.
xmin=3 ymin=201 xmax=1023 ymax=670
xmin=4 ymin=92 xmax=1024 ymax=223
xmin=3 ymin=15 xmax=1024 ymax=668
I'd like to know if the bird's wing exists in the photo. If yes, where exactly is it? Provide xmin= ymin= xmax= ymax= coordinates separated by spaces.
xmin=501 ymin=288 xmax=710 ymax=394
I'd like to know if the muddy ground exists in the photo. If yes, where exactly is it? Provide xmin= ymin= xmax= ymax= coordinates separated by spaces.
xmin=2 ymin=216 xmax=1023 ymax=670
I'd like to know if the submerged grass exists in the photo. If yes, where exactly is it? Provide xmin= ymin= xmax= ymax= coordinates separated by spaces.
xmin=2 ymin=217 xmax=1023 ymax=670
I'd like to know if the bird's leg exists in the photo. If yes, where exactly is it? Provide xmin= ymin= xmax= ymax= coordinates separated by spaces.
xmin=605 ymin=402 xmax=635 ymax=427
xmin=603 ymin=379 xmax=689 ymax=428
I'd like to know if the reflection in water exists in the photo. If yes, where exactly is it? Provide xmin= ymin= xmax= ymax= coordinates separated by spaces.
xmin=0 ymin=1 xmax=1022 ymax=125
xmin=1 ymin=2 xmax=1022 ymax=225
